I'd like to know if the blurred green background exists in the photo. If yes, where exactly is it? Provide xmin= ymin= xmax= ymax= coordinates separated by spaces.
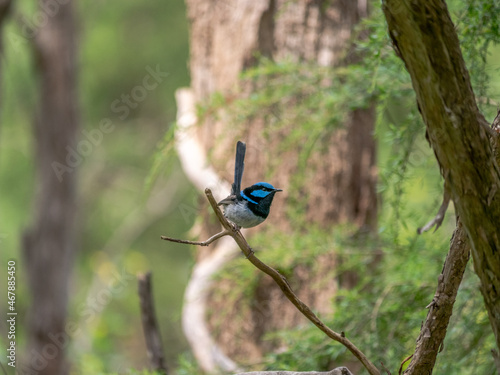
xmin=0 ymin=0 xmax=196 ymax=373
xmin=0 ymin=0 xmax=500 ymax=374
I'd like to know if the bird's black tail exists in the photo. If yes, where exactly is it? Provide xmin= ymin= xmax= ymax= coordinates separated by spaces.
xmin=232 ymin=141 xmax=246 ymax=195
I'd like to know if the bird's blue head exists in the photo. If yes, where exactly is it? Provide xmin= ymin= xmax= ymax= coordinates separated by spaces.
xmin=240 ymin=182 xmax=282 ymax=212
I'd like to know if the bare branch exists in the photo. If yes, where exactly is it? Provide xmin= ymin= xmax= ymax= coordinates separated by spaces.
xmin=161 ymin=188 xmax=380 ymax=375
xmin=381 ymin=361 xmax=392 ymax=375
xmin=161 ymin=230 xmax=230 ymax=246
xmin=138 ymin=272 xmax=168 ymax=374
xmin=404 ymin=220 xmax=470 ymax=374
xmin=417 ymin=182 xmax=450 ymax=234
xmin=398 ymin=355 xmax=412 ymax=375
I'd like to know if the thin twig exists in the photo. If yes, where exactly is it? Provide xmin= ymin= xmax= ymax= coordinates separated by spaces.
xmin=371 ymin=284 xmax=394 ymax=332
xmin=398 ymin=354 xmax=413 ymax=375
xmin=417 ymin=182 xmax=450 ymax=234
xmin=161 ymin=188 xmax=380 ymax=375
xmin=381 ymin=361 xmax=392 ymax=375
xmin=161 ymin=230 xmax=230 ymax=246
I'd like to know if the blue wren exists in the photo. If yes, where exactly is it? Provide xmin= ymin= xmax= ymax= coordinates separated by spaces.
xmin=219 ymin=182 xmax=282 ymax=228
xmin=218 ymin=141 xmax=282 ymax=228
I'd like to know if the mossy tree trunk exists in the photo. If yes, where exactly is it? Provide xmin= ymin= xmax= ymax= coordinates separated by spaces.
xmin=183 ymin=0 xmax=377 ymax=368
xmin=383 ymin=1 xmax=500 ymax=374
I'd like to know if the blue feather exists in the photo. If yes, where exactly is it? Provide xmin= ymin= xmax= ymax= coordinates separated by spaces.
xmin=254 ymin=182 xmax=275 ymax=189
xmin=250 ymin=189 xmax=271 ymax=198
xmin=240 ymin=191 xmax=259 ymax=205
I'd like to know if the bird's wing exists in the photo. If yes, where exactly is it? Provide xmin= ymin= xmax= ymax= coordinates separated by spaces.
xmin=218 ymin=194 xmax=237 ymax=206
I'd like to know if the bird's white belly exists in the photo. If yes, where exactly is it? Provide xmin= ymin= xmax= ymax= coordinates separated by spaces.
xmin=223 ymin=201 xmax=264 ymax=228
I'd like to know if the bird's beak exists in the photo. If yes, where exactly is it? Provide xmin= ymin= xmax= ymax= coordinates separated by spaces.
xmin=275 ymin=188 xmax=283 ymax=192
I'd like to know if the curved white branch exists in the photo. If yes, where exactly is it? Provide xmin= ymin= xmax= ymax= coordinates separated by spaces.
xmin=175 ymin=88 xmax=229 ymax=196
xmin=175 ymin=87 xmax=241 ymax=373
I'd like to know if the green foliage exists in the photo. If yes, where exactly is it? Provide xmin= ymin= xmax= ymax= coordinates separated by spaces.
xmin=74 ymin=0 xmax=193 ymax=370
xmin=454 ymin=0 xmax=500 ymax=112
xmin=176 ymin=352 xmax=203 ymax=375
xmin=258 ymin=227 xmax=495 ymax=374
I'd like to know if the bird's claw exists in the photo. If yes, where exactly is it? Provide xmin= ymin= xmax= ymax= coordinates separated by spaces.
xmin=230 ymin=222 xmax=241 ymax=231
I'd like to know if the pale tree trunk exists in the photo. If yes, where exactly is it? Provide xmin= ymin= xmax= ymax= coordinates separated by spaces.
xmin=179 ymin=0 xmax=376 ymax=371
xmin=22 ymin=1 xmax=79 ymax=374
xmin=383 ymin=1 xmax=500 ymax=374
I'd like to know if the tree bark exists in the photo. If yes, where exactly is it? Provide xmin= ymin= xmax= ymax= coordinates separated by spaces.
xmin=382 ymin=0 xmax=500 ymax=370
xmin=22 ymin=1 xmax=79 ymax=374
xmin=405 ymin=219 xmax=470 ymax=374
xmin=181 ymin=0 xmax=377 ymax=370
